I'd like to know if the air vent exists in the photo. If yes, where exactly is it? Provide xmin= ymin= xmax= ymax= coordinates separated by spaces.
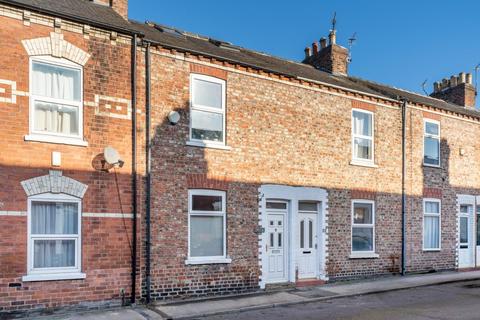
xmin=153 ymin=24 xmax=184 ymax=38
xmin=208 ymin=38 xmax=240 ymax=52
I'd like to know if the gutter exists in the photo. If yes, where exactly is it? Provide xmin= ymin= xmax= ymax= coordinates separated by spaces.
xmin=0 ymin=0 xmax=143 ymax=36
xmin=145 ymin=42 xmax=152 ymax=304
xmin=131 ymin=33 xmax=138 ymax=304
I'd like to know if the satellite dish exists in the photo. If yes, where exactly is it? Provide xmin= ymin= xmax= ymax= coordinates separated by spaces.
xmin=168 ymin=110 xmax=181 ymax=125
xmin=104 ymin=146 xmax=124 ymax=167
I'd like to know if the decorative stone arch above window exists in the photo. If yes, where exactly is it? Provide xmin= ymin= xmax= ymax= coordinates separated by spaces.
xmin=22 ymin=32 xmax=91 ymax=66
xmin=21 ymin=170 xmax=88 ymax=199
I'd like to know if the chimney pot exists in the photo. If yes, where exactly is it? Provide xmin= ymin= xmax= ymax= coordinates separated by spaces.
xmin=312 ymin=42 xmax=319 ymax=55
xmin=320 ymin=37 xmax=327 ymax=49
xmin=466 ymin=73 xmax=473 ymax=85
xmin=433 ymin=82 xmax=440 ymax=93
xmin=450 ymin=75 xmax=457 ymax=88
xmin=459 ymin=72 xmax=466 ymax=84
xmin=328 ymin=30 xmax=336 ymax=45
xmin=304 ymin=47 xmax=311 ymax=59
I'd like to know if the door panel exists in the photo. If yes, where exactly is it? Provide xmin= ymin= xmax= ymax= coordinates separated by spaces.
xmin=459 ymin=205 xmax=475 ymax=268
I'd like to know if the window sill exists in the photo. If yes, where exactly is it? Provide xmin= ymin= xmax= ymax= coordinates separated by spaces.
xmin=186 ymin=140 xmax=231 ymax=150
xmin=423 ymin=249 xmax=441 ymax=252
xmin=349 ymin=252 xmax=379 ymax=259
xmin=185 ymin=258 xmax=232 ymax=265
xmin=423 ymin=163 xmax=441 ymax=169
xmin=22 ymin=272 xmax=86 ymax=282
xmin=350 ymin=160 xmax=378 ymax=168
xmin=25 ymin=134 xmax=88 ymax=147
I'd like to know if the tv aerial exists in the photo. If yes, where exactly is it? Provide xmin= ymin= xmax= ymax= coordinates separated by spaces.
xmin=348 ymin=32 xmax=357 ymax=63
xmin=421 ymin=79 xmax=428 ymax=95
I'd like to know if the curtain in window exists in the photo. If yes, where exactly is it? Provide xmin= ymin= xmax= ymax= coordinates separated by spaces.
xmin=32 ymin=62 xmax=80 ymax=135
xmin=31 ymin=202 xmax=78 ymax=235
xmin=32 ymin=63 xmax=79 ymax=101
xmin=190 ymin=216 xmax=223 ymax=257
xmin=424 ymin=216 xmax=439 ymax=249
xmin=34 ymin=240 xmax=75 ymax=268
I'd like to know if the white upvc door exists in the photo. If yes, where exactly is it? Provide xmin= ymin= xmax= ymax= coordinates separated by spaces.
xmin=297 ymin=212 xmax=317 ymax=279
xmin=266 ymin=202 xmax=288 ymax=283
xmin=459 ymin=204 xmax=475 ymax=268
xmin=476 ymin=209 xmax=480 ymax=267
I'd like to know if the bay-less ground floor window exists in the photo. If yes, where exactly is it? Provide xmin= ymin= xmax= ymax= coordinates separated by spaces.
xmin=23 ymin=193 xmax=84 ymax=282
xmin=351 ymin=200 xmax=375 ymax=255
xmin=423 ymin=199 xmax=441 ymax=251
xmin=186 ymin=189 xmax=231 ymax=264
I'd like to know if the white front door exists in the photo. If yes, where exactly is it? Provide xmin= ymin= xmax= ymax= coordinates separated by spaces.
xmin=297 ymin=212 xmax=317 ymax=279
xmin=476 ymin=209 xmax=480 ymax=267
xmin=266 ymin=201 xmax=287 ymax=283
xmin=459 ymin=204 xmax=475 ymax=268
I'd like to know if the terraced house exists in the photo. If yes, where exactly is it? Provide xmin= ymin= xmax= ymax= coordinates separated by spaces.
xmin=1 ymin=0 xmax=480 ymax=316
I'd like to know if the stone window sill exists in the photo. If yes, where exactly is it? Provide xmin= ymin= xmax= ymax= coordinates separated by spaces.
xmin=350 ymin=160 xmax=378 ymax=168
xmin=349 ymin=252 xmax=379 ymax=259
xmin=22 ymin=272 xmax=86 ymax=282
xmin=25 ymin=134 xmax=88 ymax=147
xmin=186 ymin=140 xmax=231 ymax=150
xmin=185 ymin=258 xmax=232 ymax=265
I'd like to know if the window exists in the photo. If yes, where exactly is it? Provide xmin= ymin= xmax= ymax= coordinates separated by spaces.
xmin=187 ymin=190 xmax=230 ymax=264
xmin=189 ymin=74 xmax=226 ymax=146
xmin=24 ymin=194 xmax=83 ymax=281
xmin=352 ymin=109 xmax=374 ymax=164
xmin=460 ymin=205 xmax=472 ymax=249
xmin=476 ymin=206 xmax=480 ymax=246
xmin=424 ymin=120 xmax=440 ymax=166
xmin=423 ymin=199 xmax=441 ymax=250
xmin=28 ymin=56 xmax=84 ymax=145
xmin=351 ymin=200 xmax=375 ymax=253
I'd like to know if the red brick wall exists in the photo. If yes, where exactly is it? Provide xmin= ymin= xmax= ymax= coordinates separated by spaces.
xmin=0 ymin=12 xmax=141 ymax=314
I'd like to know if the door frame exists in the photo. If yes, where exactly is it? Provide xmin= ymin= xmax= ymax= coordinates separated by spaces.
xmin=258 ymin=185 xmax=328 ymax=289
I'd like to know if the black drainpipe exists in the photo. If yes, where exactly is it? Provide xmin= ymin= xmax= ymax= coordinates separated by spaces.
xmin=401 ymin=99 xmax=407 ymax=276
xmin=145 ymin=42 xmax=152 ymax=304
xmin=131 ymin=33 xmax=138 ymax=304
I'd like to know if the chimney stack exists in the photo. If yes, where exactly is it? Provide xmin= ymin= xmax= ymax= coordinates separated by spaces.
xmin=431 ymin=72 xmax=476 ymax=108
xmin=90 ymin=0 xmax=128 ymax=19
xmin=302 ymin=33 xmax=349 ymax=75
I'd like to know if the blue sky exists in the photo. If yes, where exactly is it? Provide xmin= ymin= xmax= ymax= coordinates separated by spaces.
xmin=130 ymin=1 xmax=480 ymax=104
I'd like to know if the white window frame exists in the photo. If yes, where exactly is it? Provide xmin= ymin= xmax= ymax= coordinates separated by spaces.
xmin=351 ymin=109 xmax=375 ymax=166
xmin=423 ymin=119 xmax=440 ymax=167
xmin=25 ymin=55 xmax=87 ymax=147
xmin=186 ymin=189 xmax=231 ymax=265
xmin=351 ymin=200 xmax=377 ymax=258
xmin=22 ymin=193 xmax=85 ymax=282
xmin=423 ymin=198 xmax=441 ymax=251
xmin=188 ymin=74 xmax=227 ymax=148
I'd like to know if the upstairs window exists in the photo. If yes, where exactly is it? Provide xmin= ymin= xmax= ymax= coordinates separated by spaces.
xmin=189 ymin=74 xmax=226 ymax=145
xmin=424 ymin=120 xmax=440 ymax=167
xmin=30 ymin=57 xmax=83 ymax=139
xmin=352 ymin=110 xmax=374 ymax=164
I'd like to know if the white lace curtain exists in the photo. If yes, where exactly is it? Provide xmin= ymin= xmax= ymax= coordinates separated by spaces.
xmin=32 ymin=62 xmax=79 ymax=135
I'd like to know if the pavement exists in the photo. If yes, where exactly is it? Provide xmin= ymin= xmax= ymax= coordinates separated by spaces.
xmin=21 ymin=270 xmax=480 ymax=320
xmin=205 ymin=280 xmax=480 ymax=320
xmin=152 ymin=270 xmax=480 ymax=319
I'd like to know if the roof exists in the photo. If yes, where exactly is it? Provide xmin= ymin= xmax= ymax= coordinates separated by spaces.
xmin=0 ymin=0 xmax=139 ymax=34
xmin=130 ymin=20 xmax=480 ymax=119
